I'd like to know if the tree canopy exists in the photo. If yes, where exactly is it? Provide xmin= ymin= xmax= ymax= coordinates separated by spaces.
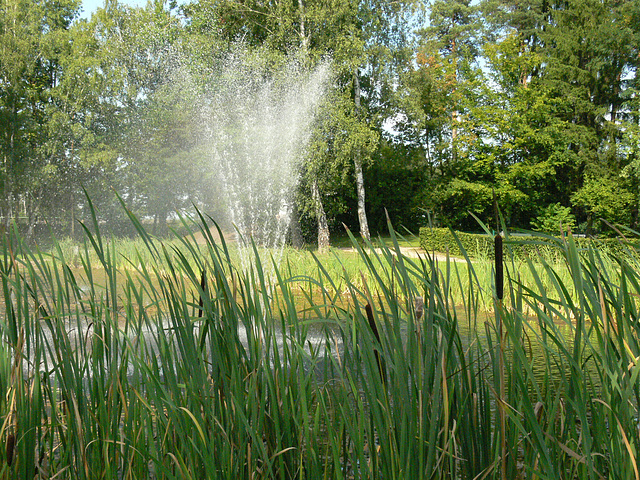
xmin=0 ymin=0 xmax=638 ymax=243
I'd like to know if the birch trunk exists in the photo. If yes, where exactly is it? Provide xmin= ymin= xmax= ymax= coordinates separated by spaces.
xmin=312 ymin=178 xmax=330 ymax=252
xmin=286 ymin=0 xmax=307 ymax=249
xmin=70 ymin=189 xmax=76 ymax=239
xmin=289 ymin=200 xmax=304 ymax=248
xmin=26 ymin=197 xmax=36 ymax=239
xmin=3 ymin=100 xmax=16 ymax=230
xmin=353 ymin=69 xmax=370 ymax=241
xmin=450 ymin=38 xmax=459 ymax=150
xmin=298 ymin=0 xmax=309 ymax=53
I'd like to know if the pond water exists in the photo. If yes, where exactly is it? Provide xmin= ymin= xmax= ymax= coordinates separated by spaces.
xmin=15 ymin=265 xmax=601 ymax=394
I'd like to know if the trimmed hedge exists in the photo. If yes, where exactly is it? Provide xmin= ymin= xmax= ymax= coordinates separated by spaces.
xmin=419 ymin=227 xmax=640 ymax=260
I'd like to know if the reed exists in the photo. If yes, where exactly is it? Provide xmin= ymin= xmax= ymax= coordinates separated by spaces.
xmin=0 ymin=207 xmax=638 ymax=478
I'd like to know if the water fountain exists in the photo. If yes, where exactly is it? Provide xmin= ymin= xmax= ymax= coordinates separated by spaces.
xmin=202 ymin=50 xmax=331 ymax=260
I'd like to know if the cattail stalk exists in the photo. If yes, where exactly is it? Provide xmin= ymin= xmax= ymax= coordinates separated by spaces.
xmin=495 ymin=234 xmax=503 ymax=301
xmin=198 ymin=269 xmax=207 ymax=318
xmin=495 ymin=234 xmax=506 ymax=480
xmin=6 ymin=433 xmax=15 ymax=467
xmin=365 ymin=303 xmax=385 ymax=385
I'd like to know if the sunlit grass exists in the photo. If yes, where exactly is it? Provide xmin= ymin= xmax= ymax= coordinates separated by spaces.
xmin=50 ymin=226 xmax=582 ymax=317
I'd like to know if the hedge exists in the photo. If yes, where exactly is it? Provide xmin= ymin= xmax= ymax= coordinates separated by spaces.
xmin=419 ymin=227 xmax=640 ymax=260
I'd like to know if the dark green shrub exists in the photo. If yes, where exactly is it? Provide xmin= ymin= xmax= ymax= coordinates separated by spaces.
xmin=419 ymin=227 xmax=640 ymax=260
xmin=418 ymin=228 xmax=494 ymax=258
xmin=531 ymin=203 xmax=577 ymax=233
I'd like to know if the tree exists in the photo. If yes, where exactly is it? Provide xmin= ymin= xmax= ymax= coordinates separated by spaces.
xmin=81 ymin=0 xmax=196 ymax=233
xmin=0 ymin=0 xmax=84 ymax=235
xmin=572 ymin=175 xmax=635 ymax=234
xmin=130 ymin=76 xmax=203 ymax=235
xmin=398 ymin=0 xmax=492 ymax=228
xmin=531 ymin=202 xmax=576 ymax=234
xmin=475 ymin=33 xmax=574 ymax=225
xmin=420 ymin=0 xmax=480 ymax=158
xmin=183 ymin=0 xmax=413 ymax=246
xmin=301 ymin=89 xmax=377 ymax=249
xmin=480 ymin=0 xmax=640 ymax=229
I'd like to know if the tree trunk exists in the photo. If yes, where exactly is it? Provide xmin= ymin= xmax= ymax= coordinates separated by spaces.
xmin=159 ymin=216 xmax=167 ymax=236
xmin=23 ymin=192 xmax=35 ymax=240
xmin=450 ymin=37 xmax=459 ymax=161
xmin=292 ymin=0 xmax=309 ymax=248
xmin=354 ymin=157 xmax=370 ymax=240
xmin=353 ymin=69 xmax=371 ymax=240
xmin=3 ymin=201 xmax=12 ymax=230
xmin=298 ymin=0 xmax=309 ymax=53
xmin=312 ymin=178 xmax=329 ymax=252
xmin=26 ymin=203 xmax=36 ymax=239
xmin=70 ymin=189 xmax=76 ymax=239
xmin=289 ymin=200 xmax=304 ymax=248
xmin=3 ymin=100 xmax=16 ymax=230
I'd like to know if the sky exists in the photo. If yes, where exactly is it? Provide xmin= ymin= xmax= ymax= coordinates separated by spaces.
xmin=79 ymin=0 xmax=151 ymax=19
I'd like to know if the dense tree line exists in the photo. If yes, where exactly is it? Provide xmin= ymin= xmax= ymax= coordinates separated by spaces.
xmin=0 ymin=0 xmax=638 ymax=244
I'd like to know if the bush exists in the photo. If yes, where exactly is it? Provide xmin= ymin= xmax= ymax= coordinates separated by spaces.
xmin=531 ymin=203 xmax=577 ymax=234
xmin=418 ymin=228 xmax=494 ymax=258
xmin=419 ymin=227 xmax=640 ymax=260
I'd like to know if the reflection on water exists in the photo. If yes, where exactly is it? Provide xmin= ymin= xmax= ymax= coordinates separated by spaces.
xmin=454 ymin=306 xmax=603 ymax=393
xmin=35 ymin=265 xmax=602 ymax=393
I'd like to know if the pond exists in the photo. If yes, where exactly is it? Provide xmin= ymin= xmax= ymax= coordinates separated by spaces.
xmin=24 ymin=263 xmax=599 ymax=397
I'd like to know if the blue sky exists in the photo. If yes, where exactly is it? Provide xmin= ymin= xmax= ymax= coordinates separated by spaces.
xmin=79 ymin=0 xmax=151 ymax=19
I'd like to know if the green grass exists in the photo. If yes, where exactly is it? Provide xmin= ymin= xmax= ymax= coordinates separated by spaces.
xmin=331 ymin=231 xmax=422 ymax=249
xmin=0 ymin=210 xmax=639 ymax=479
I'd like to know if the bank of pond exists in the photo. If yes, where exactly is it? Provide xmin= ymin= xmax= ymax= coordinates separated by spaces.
xmin=0 ymin=219 xmax=638 ymax=479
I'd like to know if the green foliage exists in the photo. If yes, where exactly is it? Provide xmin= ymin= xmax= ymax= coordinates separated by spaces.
xmin=572 ymin=175 xmax=635 ymax=233
xmin=365 ymin=141 xmax=428 ymax=232
xmin=419 ymin=227 xmax=495 ymax=257
xmin=531 ymin=202 xmax=577 ymax=234
xmin=0 ymin=0 xmax=82 ymax=234
xmin=2 ymin=0 xmax=640 ymax=244
xmin=428 ymin=178 xmax=494 ymax=229
xmin=419 ymin=226 xmax=640 ymax=260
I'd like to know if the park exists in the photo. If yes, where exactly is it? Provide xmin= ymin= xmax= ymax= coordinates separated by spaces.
xmin=1 ymin=0 xmax=639 ymax=478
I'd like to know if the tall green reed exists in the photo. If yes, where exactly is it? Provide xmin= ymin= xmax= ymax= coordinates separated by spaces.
xmin=0 ymin=205 xmax=639 ymax=479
